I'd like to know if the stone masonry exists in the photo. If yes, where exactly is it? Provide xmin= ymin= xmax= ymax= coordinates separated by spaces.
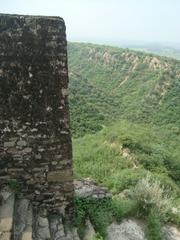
xmin=0 ymin=14 xmax=73 ymax=215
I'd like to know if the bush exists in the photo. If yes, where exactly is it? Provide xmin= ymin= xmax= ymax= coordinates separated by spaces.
xmin=111 ymin=197 xmax=137 ymax=222
xmin=73 ymin=197 xmax=139 ymax=238
xmin=73 ymin=198 xmax=113 ymax=238
xmin=167 ymin=211 xmax=180 ymax=227
xmin=133 ymin=175 xmax=172 ymax=219
xmin=154 ymin=174 xmax=180 ymax=197
xmin=73 ymin=198 xmax=87 ymax=238
xmin=88 ymin=200 xmax=112 ymax=238
xmin=108 ymin=168 xmax=147 ymax=193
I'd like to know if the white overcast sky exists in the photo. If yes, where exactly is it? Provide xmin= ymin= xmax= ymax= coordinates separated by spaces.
xmin=1 ymin=0 xmax=180 ymax=45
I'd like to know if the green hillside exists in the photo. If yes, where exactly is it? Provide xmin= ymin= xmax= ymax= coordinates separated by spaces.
xmin=68 ymin=40 xmax=180 ymax=187
xmin=73 ymin=120 xmax=180 ymax=191
xmin=68 ymin=42 xmax=180 ymax=234
xmin=68 ymin=42 xmax=180 ymax=137
xmin=131 ymin=45 xmax=180 ymax=60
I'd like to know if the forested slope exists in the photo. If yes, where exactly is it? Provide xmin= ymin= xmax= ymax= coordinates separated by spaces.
xmin=68 ymin=43 xmax=180 ymax=230
xmin=68 ymin=42 xmax=180 ymax=137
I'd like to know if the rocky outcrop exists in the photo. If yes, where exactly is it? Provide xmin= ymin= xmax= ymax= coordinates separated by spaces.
xmin=107 ymin=219 xmax=146 ymax=240
xmin=107 ymin=219 xmax=180 ymax=240
xmin=162 ymin=225 xmax=180 ymax=240
xmin=74 ymin=179 xmax=112 ymax=199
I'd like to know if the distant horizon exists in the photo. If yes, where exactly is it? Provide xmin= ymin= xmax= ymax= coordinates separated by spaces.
xmin=1 ymin=0 xmax=180 ymax=47
xmin=68 ymin=39 xmax=180 ymax=50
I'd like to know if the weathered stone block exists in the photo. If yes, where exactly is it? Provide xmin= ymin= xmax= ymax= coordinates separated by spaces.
xmin=0 ymin=190 xmax=14 ymax=234
xmin=0 ymin=13 xmax=73 ymax=214
xmin=47 ymin=170 xmax=73 ymax=182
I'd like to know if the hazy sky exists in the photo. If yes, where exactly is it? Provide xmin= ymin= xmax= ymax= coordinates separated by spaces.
xmin=1 ymin=0 xmax=180 ymax=45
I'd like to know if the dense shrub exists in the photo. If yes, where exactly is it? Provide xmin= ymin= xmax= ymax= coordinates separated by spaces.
xmin=111 ymin=197 xmax=137 ymax=222
xmin=133 ymin=175 xmax=172 ymax=219
xmin=108 ymin=168 xmax=147 ymax=193
xmin=73 ymin=198 xmax=113 ymax=238
xmin=74 ymin=197 xmax=139 ymax=238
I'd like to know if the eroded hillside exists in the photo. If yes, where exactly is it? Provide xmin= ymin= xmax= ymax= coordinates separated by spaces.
xmin=68 ymin=42 xmax=180 ymax=137
xmin=67 ymin=42 xmax=180 ymax=239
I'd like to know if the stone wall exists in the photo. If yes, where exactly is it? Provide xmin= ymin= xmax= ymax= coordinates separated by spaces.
xmin=0 ymin=180 xmax=111 ymax=239
xmin=0 ymin=14 xmax=73 ymax=215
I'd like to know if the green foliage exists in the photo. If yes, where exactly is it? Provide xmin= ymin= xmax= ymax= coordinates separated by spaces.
xmin=167 ymin=210 xmax=180 ymax=227
xmin=68 ymin=42 xmax=180 ymax=138
xmin=111 ymin=197 xmax=137 ymax=222
xmin=108 ymin=169 xmax=148 ymax=193
xmin=73 ymin=120 xmax=180 ymax=194
xmin=73 ymin=198 xmax=87 ymax=238
xmin=70 ymin=42 xmax=180 ymax=230
xmin=73 ymin=198 xmax=112 ymax=238
xmin=146 ymin=211 xmax=162 ymax=240
xmin=88 ymin=200 xmax=112 ymax=238
xmin=133 ymin=175 xmax=172 ymax=219
xmin=167 ymin=198 xmax=180 ymax=227
xmin=74 ymin=197 xmax=138 ymax=239
xmin=92 ymin=233 xmax=104 ymax=240
xmin=74 ymin=198 xmax=113 ymax=238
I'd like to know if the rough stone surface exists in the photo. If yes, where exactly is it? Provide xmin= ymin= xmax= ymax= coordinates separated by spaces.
xmin=13 ymin=198 xmax=32 ymax=240
xmin=0 ymin=13 xmax=73 ymax=214
xmin=83 ymin=219 xmax=96 ymax=240
xmin=162 ymin=225 xmax=180 ymax=240
xmin=72 ymin=228 xmax=80 ymax=240
xmin=0 ymin=188 xmax=14 ymax=239
xmin=33 ymin=208 xmax=51 ymax=240
xmin=107 ymin=219 xmax=146 ymax=240
xmin=49 ymin=215 xmax=66 ymax=239
xmin=0 ymin=187 xmax=82 ymax=240
xmin=0 ymin=181 xmax=112 ymax=240
xmin=0 ymin=186 xmax=179 ymax=240
xmin=74 ymin=179 xmax=112 ymax=199
xmin=0 ymin=232 xmax=11 ymax=240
